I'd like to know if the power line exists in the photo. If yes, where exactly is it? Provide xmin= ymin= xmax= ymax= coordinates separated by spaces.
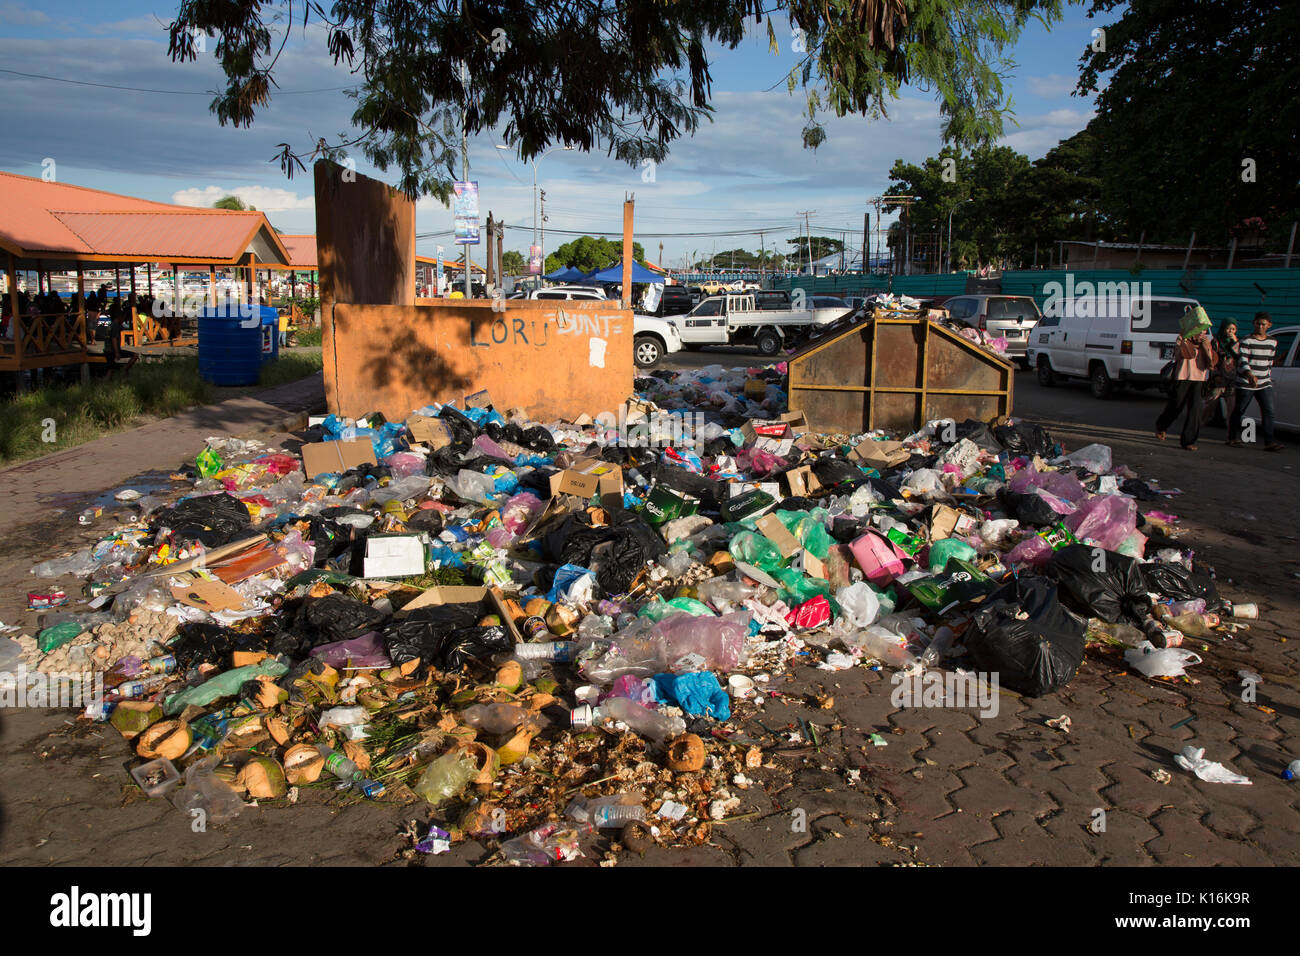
xmin=0 ymin=68 xmax=352 ymax=96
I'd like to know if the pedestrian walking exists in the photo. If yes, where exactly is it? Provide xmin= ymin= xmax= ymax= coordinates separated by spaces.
xmin=1155 ymin=307 xmax=1216 ymax=450
xmin=1201 ymin=319 xmax=1242 ymax=426
xmin=1227 ymin=312 xmax=1285 ymax=451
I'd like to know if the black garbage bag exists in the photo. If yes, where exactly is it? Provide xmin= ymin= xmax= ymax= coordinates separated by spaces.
xmin=520 ymin=425 xmax=557 ymax=453
xmin=812 ymin=456 xmax=864 ymax=489
xmin=542 ymin=509 xmax=666 ymax=595
xmin=703 ymin=437 xmax=734 ymax=458
xmin=1140 ymin=561 xmax=1223 ymax=610
xmin=439 ymin=405 xmax=480 ymax=445
xmin=1047 ymin=545 xmax=1151 ymax=624
xmin=170 ymin=621 xmax=266 ymax=669
xmin=302 ymin=593 xmax=388 ymax=643
xmin=404 ymin=509 xmax=445 ymax=535
xmin=1120 ymin=478 xmax=1163 ymax=501
xmin=307 ymin=514 xmax=353 ymax=563
xmin=153 ymin=493 xmax=252 ymax=547
xmin=956 ymin=419 xmax=1004 ymax=452
xmin=425 ymin=445 xmax=470 ymax=477
xmin=999 ymin=489 xmax=1067 ymax=527
xmin=964 ymin=576 xmax=1086 ymax=697
xmin=384 ymin=603 xmax=513 ymax=668
xmin=993 ymin=421 xmax=1055 ymax=458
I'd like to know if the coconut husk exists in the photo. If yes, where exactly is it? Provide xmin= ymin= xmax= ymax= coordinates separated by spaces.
xmin=454 ymin=740 xmax=500 ymax=787
xmin=666 ymin=733 xmax=706 ymax=773
xmin=266 ymin=716 xmax=291 ymax=746
xmin=495 ymin=660 xmax=523 ymax=691
xmin=342 ymin=740 xmax=371 ymax=772
xmin=236 ymin=755 xmax=287 ymax=798
xmin=283 ymin=744 xmax=325 ymax=784
xmin=110 ymin=701 xmax=162 ymax=739
xmin=136 ymin=719 xmax=192 ymax=761
xmin=252 ymin=678 xmax=288 ymax=709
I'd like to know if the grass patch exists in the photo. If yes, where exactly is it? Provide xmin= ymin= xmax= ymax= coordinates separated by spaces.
xmin=294 ymin=327 xmax=323 ymax=347
xmin=0 ymin=358 xmax=214 ymax=466
xmin=258 ymin=349 xmax=324 ymax=387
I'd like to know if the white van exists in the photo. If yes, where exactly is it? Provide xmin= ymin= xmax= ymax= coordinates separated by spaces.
xmin=1027 ymin=294 xmax=1202 ymax=399
xmin=527 ymin=284 xmax=682 ymax=367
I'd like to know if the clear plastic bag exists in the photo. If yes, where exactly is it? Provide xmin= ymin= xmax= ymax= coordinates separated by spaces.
xmin=31 ymin=549 xmax=99 ymax=578
xmin=170 ymin=753 xmax=246 ymax=824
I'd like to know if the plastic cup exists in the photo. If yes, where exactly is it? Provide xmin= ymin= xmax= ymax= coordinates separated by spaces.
xmin=728 ymin=674 xmax=755 ymax=699
xmin=574 ymin=685 xmax=600 ymax=705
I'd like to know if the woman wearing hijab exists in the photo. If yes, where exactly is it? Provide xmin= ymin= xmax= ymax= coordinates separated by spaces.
xmin=1155 ymin=306 xmax=1216 ymax=450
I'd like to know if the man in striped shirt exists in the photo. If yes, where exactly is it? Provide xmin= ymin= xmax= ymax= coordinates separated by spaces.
xmin=1227 ymin=312 xmax=1285 ymax=451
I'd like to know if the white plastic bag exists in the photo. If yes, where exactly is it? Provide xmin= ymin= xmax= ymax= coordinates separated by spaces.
xmin=1061 ymin=443 xmax=1112 ymax=475
xmin=835 ymin=582 xmax=882 ymax=629
xmin=1124 ymin=641 xmax=1202 ymax=677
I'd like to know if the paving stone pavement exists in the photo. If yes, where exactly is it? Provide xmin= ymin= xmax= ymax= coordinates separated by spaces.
xmin=0 ymin=374 xmax=1298 ymax=866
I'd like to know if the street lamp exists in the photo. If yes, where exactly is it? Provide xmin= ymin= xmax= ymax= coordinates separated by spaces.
xmin=947 ymin=199 xmax=972 ymax=274
xmin=497 ymin=144 xmax=574 ymax=276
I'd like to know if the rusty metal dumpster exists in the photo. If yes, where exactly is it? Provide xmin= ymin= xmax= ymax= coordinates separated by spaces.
xmin=787 ymin=314 xmax=1014 ymax=433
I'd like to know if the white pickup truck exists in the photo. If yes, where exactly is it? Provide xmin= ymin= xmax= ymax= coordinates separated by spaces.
xmin=678 ymin=293 xmax=849 ymax=355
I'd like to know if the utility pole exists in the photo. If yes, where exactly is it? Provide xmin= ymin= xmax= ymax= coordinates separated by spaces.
xmin=795 ymin=211 xmax=815 ymax=275
xmin=759 ymin=231 xmax=765 ymax=285
xmin=862 ymin=213 xmax=869 ymax=275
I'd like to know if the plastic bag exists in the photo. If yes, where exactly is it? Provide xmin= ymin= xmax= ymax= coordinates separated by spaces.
xmin=1124 ymin=641 xmax=1202 ymax=678
xmin=1065 ymin=494 xmax=1137 ymax=552
xmin=964 ymin=576 xmax=1085 ymax=696
xmin=902 ymin=468 xmax=945 ymax=498
xmin=927 ymin=537 xmax=977 ymax=571
xmin=310 ymin=631 xmax=391 ymax=669
xmin=1061 ymin=443 xmax=1112 ymax=475
xmin=650 ymin=671 xmax=730 ymax=719
xmin=31 ymin=549 xmax=100 ymax=578
xmin=835 ymin=581 xmax=882 ymax=628
xmin=839 ymin=613 xmax=921 ymax=668
xmin=729 ymin=530 xmax=784 ymax=572
xmin=993 ymin=421 xmax=1054 ymax=458
xmin=542 ymin=511 xmax=667 ymax=596
xmin=153 ymin=493 xmax=253 ymax=547
xmin=170 ymin=753 xmax=246 ymax=823
xmin=445 ymin=469 xmax=499 ymax=505
xmin=1047 ymin=545 xmax=1151 ymax=624
xmin=163 ymin=660 xmax=289 ymax=715
xmin=303 ymin=593 xmax=388 ymax=643
xmin=1139 ymin=562 xmax=1222 ymax=610
xmin=384 ymin=604 xmax=513 ymax=668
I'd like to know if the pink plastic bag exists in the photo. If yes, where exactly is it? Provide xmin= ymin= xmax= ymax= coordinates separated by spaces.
xmin=849 ymin=530 xmax=907 ymax=585
xmin=737 ymin=448 xmax=785 ymax=477
xmin=1066 ymin=494 xmax=1137 ymax=551
xmin=383 ymin=452 xmax=426 ymax=478
xmin=1005 ymin=535 xmax=1053 ymax=568
xmin=1008 ymin=465 xmax=1087 ymax=502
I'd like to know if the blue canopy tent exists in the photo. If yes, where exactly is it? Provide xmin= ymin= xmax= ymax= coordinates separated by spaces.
xmin=588 ymin=262 xmax=664 ymax=284
xmin=544 ymin=266 xmax=584 ymax=282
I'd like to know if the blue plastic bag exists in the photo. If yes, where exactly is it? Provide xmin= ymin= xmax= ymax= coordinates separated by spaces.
xmin=651 ymin=671 xmax=730 ymax=720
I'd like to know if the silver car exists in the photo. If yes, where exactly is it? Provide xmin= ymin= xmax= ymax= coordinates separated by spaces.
xmin=942 ymin=294 xmax=1042 ymax=365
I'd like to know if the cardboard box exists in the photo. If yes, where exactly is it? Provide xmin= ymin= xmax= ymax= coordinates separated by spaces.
xmin=398 ymin=586 xmax=523 ymax=644
xmin=464 ymin=389 xmax=494 ymax=410
xmin=850 ymin=438 xmax=910 ymax=469
xmin=548 ymin=456 xmax=624 ymax=500
xmin=642 ymin=484 xmax=699 ymax=526
xmin=363 ymin=535 xmax=427 ymax=579
xmin=721 ymin=489 xmax=776 ymax=523
xmin=757 ymin=514 xmax=802 ymax=558
xmin=730 ymin=481 xmax=780 ymax=499
xmin=301 ymin=439 xmax=376 ymax=479
xmin=754 ymin=436 xmax=794 ymax=456
xmin=784 ymin=465 xmax=823 ymax=498
xmin=741 ymin=420 xmax=791 ymax=445
xmin=930 ymin=505 xmax=979 ymax=541
xmin=779 ymin=410 xmax=811 ymax=435
xmin=406 ymin=416 xmax=454 ymax=449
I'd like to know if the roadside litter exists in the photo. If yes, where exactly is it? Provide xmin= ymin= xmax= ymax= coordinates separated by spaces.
xmin=14 ymin=365 xmax=1259 ymax=864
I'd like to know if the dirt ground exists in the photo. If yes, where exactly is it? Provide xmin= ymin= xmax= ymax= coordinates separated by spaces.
xmin=0 ymin=368 xmax=1297 ymax=867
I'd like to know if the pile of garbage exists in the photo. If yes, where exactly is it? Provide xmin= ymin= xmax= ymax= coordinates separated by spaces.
xmin=7 ymin=366 xmax=1257 ymax=864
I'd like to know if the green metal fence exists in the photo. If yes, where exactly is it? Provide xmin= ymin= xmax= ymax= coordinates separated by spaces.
xmin=773 ymin=273 xmax=971 ymax=298
xmin=1000 ymin=267 xmax=1300 ymax=331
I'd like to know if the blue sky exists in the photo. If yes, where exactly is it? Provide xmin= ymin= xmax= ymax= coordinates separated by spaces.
xmin=0 ymin=1 xmax=1104 ymax=267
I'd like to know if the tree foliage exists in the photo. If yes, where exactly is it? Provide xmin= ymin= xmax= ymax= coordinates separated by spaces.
xmin=543 ymin=235 xmax=645 ymax=275
xmin=167 ymin=0 xmax=1063 ymax=199
xmin=1077 ymin=0 xmax=1300 ymax=243
xmin=499 ymin=250 xmax=526 ymax=275
xmin=213 ymin=194 xmax=254 ymax=210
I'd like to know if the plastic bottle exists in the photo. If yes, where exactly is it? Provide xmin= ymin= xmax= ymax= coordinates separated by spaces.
xmin=1167 ymin=598 xmax=1207 ymax=616
xmin=317 ymin=744 xmax=386 ymax=798
xmin=1158 ymin=608 xmax=1220 ymax=638
xmin=1283 ymin=760 xmax=1300 ymax=781
xmin=1226 ymin=602 xmax=1258 ymax=620
xmin=513 ymin=640 xmax=578 ymax=662
xmin=571 ymin=696 xmax=685 ymax=744
xmin=566 ymin=794 xmax=646 ymax=827
xmin=461 ymin=702 xmax=529 ymax=734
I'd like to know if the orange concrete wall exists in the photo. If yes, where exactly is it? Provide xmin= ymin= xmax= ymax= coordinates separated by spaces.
xmin=323 ymin=298 xmax=635 ymax=422
xmin=313 ymin=160 xmax=415 ymax=308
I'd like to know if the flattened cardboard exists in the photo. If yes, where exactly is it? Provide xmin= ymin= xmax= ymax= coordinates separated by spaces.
xmin=301 ymin=439 xmax=376 ymax=479
xmin=757 ymin=513 xmax=802 ymax=558
xmin=850 ymin=438 xmax=910 ymax=469
xmin=930 ymin=505 xmax=978 ymax=541
xmin=802 ymin=551 xmax=827 ymax=580
xmin=729 ymin=481 xmax=780 ymax=499
xmin=363 ymin=534 xmax=426 ymax=579
xmin=406 ymin=416 xmax=454 ymax=449
xmin=399 ymin=586 xmax=523 ymax=643
xmin=170 ymin=576 xmax=247 ymax=612
xmin=464 ymin=389 xmax=494 ymax=410
xmin=754 ymin=436 xmax=794 ymax=456
xmin=784 ymin=465 xmax=822 ymax=498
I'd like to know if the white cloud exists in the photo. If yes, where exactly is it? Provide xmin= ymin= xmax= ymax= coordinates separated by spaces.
xmin=171 ymin=185 xmax=315 ymax=212
xmin=1026 ymin=74 xmax=1079 ymax=99
xmin=0 ymin=2 xmax=48 ymax=25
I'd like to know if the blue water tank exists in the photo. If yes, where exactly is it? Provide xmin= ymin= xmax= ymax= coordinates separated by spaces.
xmin=198 ymin=305 xmax=280 ymax=385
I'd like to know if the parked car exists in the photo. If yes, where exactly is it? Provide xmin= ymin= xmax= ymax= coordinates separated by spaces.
xmin=942 ymin=294 xmax=1042 ymax=365
xmin=656 ymin=286 xmax=695 ymax=317
xmin=527 ymin=284 xmax=681 ymax=367
xmin=1264 ymin=325 xmax=1299 ymax=431
xmin=1026 ymin=294 xmax=1200 ymax=399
